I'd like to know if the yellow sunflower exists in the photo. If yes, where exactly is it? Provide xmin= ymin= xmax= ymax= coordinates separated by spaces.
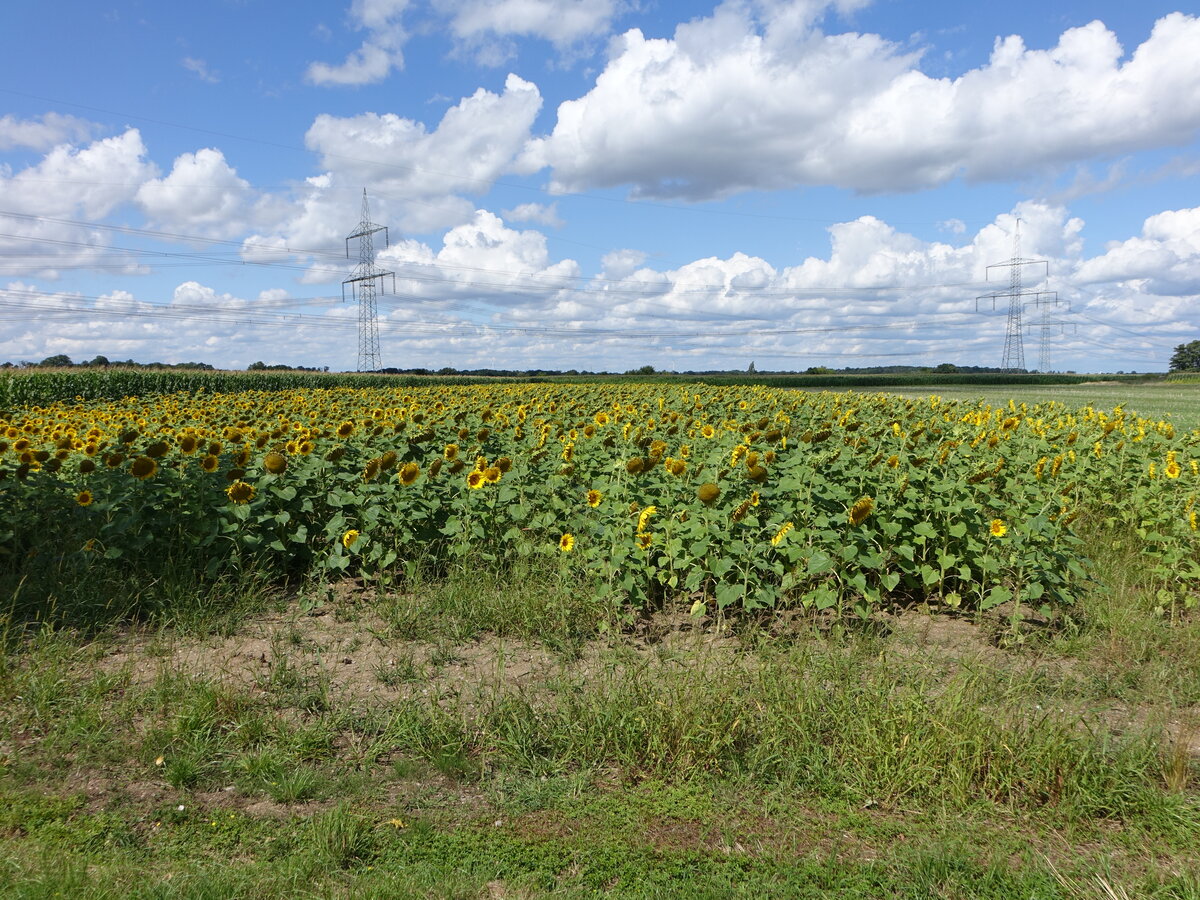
xmin=587 ymin=489 xmax=603 ymax=508
xmin=398 ymin=462 xmax=420 ymax=485
xmin=342 ymin=529 xmax=360 ymax=549
xmin=226 ymin=480 xmax=256 ymax=504
xmin=771 ymin=521 xmax=794 ymax=547
xmin=558 ymin=533 xmax=575 ymax=553
xmin=75 ymin=489 xmax=94 ymax=507
xmin=989 ymin=519 xmax=1007 ymax=537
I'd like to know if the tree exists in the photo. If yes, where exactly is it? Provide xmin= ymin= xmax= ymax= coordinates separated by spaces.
xmin=935 ymin=362 xmax=958 ymax=373
xmin=39 ymin=354 xmax=72 ymax=367
xmin=747 ymin=361 xmax=757 ymax=373
xmin=1170 ymin=341 xmax=1200 ymax=372
xmin=248 ymin=361 xmax=267 ymax=370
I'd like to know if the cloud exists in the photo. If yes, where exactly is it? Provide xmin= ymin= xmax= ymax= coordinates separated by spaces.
xmin=306 ymin=0 xmax=410 ymax=86
xmin=181 ymin=57 xmax=220 ymax=83
xmin=0 ymin=129 xmax=157 ymax=277
xmin=136 ymin=148 xmax=255 ymax=238
xmin=501 ymin=202 xmax=563 ymax=227
xmin=523 ymin=8 xmax=1200 ymax=199
xmin=0 ymin=113 xmax=99 ymax=152
xmin=433 ymin=0 xmax=624 ymax=63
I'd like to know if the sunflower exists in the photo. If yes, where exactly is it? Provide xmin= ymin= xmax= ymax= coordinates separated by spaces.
xmin=637 ymin=532 xmax=653 ymax=550
xmin=263 ymin=451 xmax=288 ymax=474
xmin=848 ymin=496 xmax=874 ymax=527
xmin=129 ymin=456 xmax=158 ymax=480
xmin=380 ymin=450 xmax=398 ymax=471
xmin=444 ymin=443 xmax=459 ymax=461
xmin=363 ymin=458 xmax=382 ymax=481
xmin=200 ymin=454 xmax=220 ymax=473
xmin=667 ymin=458 xmax=687 ymax=476
xmin=697 ymin=482 xmax=720 ymax=505
xmin=79 ymin=459 xmax=96 ymax=475
xmin=179 ymin=435 xmax=198 ymax=454
xmin=989 ymin=519 xmax=1007 ymax=537
xmin=701 ymin=424 xmax=716 ymax=439
xmin=1166 ymin=461 xmax=1182 ymax=479
xmin=496 ymin=456 xmax=513 ymax=473
xmin=145 ymin=441 xmax=170 ymax=459
xmin=771 ymin=521 xmax=794 ymax=547
xmin=105 ymin=452 xmax=125 ymax=468
xmin=226 ymin=480 xmax=256 ymax=504
xmin=398 ymin=462 xmax=420 ymax=485
xmin=336 ymin=421 xmax=355 ymax=438
xmin=342 ymin=529 xmax=360 ymax=549
xmin=427 ymin=457 xmax=443 ymax=478
xmin=625 ymin=457 xmax=645 ymax=475
xmin=75 ymin=489 xmax=94 ymax=507
xmin=558 ymin=533 xmax=575 ymax=553
xmin=587 ymin=489 xmax=603 ymax=508
xmin=637 ymin=505 xmax=657 ymax=533
xmin=297 ymin=441 xmax=314 ymax=456
xmin=484 ymin=466 xmax=502 ymax=484
xmin=467 ymin=470 xmax=485 ymax=489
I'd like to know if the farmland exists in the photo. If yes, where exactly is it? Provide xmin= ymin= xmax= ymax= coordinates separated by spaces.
xmin=1 ymin=377 xmax=1199 ymax=897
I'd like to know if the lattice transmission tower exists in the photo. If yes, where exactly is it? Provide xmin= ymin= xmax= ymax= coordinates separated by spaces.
xmin=343 ymin=190 xmax=394 ymax=372
xmin=976 ymin=219 xmax=1066 ymax=372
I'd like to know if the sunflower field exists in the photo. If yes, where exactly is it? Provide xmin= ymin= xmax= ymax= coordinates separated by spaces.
xmin=2 ymin=382 xmax=1198 ymax=621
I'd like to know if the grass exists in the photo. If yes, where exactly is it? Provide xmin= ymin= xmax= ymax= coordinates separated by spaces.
xmin=1 ymin=538 xmax=1198 ymax=897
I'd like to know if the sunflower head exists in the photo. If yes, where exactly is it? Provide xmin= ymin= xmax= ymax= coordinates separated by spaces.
xmin=342 ymin=529 xmax=360 ymax=549
xmin=226 ymin=480 xmax=256 ymax=505
xmin=263 ymin=451 xmax=288 ymax=474
xmin=989 ymin=519 xmax=1007 ymax=538
xmin=625 ymin=457 xmax=645 ymax=475
xmin=483 ymin=466 xmax=502 ymax=484
xmin=586 ymin=488 xmax=602 ymax=508
xmin=200 ymin=454 xmax=219 ymax=473
xmin=467 ymin=470 xmax=485 ymax=489
xmin=444 ymin=443 xmax=459 ymax=461
xmin=75 ymin=489 xmax=94 ymax=507
xmin=848 ymin=496 xmax=874 ymax=527
xmin=495 ymin=456 xmax=513 ymax=473
xmin=398 ymin=462 xmax=420 ymax=485
xmin=697 ymin=482 xmax=720 ymax=505
xmin=129 ymin=456 xmax=158 ymax=480
xmin=558 ymin=533 xmax=575 ymax=553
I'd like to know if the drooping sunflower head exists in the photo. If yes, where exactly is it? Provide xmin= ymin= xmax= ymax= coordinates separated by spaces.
xmin=144 ymin=441 xmax=170 ymax=459
xmin=263 ymin=451 xmax=288 ymax=475
xmin=637 ymin=505 xmax=657 ymax=533
xmin=483 ymin=466 xmax=502 ymax=484
xmin=444 ymin=443 xmax=459 ymax=461
xmin=398 ymin=462 xmax=420 ymax=485
xmin=637 ymin=532 xmax=653 ymax=550
xmin=848 ymin=495 xmax=874 ymax=527
xmin=667 ymin=458 xmax=687 ymax=476
xmin=178 ymin=435 xmax=198 ymax=454
xmin=587 ymin=488 xmax=602 ymax=508
xmin=129 ymin=456 xmax=158 ymax=480
xmin=770 ymin=520 xmax=794 ymax=547
xmin=79 ymin=459 xmax=96 ymax=475
xmin=495 ymin=456 xmax=513 ymax=473
xmin=697 ymin=482 xmax=720 ymax=505
xmin=363 ymin=458 xmax=382 ymax=481
xmin=467 ymin=470 xmax=485 ymax=489
xmin=337 ymin=421 xmax=355 ymax=439
xmin=226 ymin=480 xmax=256 ymax=505
xmin=380 ymin=450 xmax=399 ymax=471
xmin=200 ymin=454 xmax=219 ymax=473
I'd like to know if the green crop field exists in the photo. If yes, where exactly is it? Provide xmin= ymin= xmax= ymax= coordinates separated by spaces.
xmin=1 ymin=375 xmax=1197 ymax=898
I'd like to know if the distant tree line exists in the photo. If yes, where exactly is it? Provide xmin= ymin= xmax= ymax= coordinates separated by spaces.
xmin=1 ymin=354 xmax=216 ymax=371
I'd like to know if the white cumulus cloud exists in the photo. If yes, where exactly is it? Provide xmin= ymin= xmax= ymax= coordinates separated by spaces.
xmin=522 ymin=8 xmax=1200 ymax=199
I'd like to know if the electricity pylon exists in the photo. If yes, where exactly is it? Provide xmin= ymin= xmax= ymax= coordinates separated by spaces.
xmin=976 ymin=219 xmax=1064 ymax=372
xmin=343 ymin=190 xmax=394 ymax=372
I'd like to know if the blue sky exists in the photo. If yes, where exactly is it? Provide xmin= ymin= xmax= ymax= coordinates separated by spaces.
xmin=1 ymin=0 xmax=1198 ymax=372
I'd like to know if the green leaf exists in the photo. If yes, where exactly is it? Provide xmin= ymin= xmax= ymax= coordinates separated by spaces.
xmin=981 ymin=585 xmax=1012 ymax=610
xmin=807 ymin=550 xmax=834 ymax=575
